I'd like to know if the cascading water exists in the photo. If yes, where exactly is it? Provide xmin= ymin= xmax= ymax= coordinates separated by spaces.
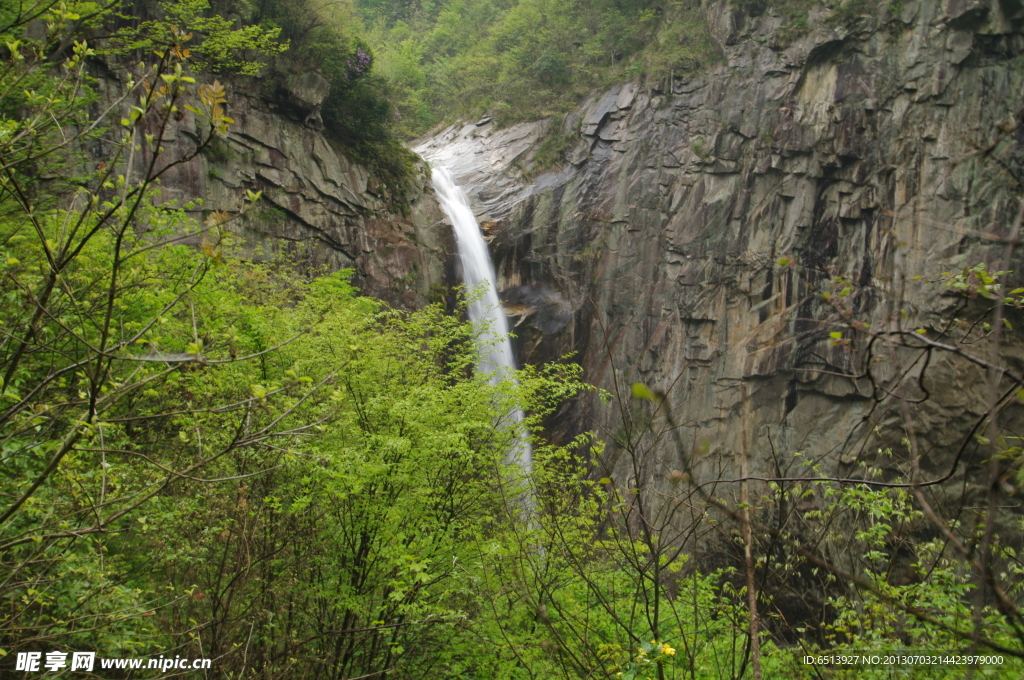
xmin=430 ymin=165 xmax=531 ymax=475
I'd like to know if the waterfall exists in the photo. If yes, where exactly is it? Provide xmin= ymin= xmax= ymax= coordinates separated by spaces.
xmin=429 ymin=166 xmax=531 ymax=475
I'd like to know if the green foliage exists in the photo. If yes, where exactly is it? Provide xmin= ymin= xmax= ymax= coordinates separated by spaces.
xmin=802 ymin=482 xmax=1024 ymax=678
xmin=0 ymin=19 xmax=269 ymax=647
xmin=531 ymin=45 xmax=569 ymax=85
xmin=113 ymin=0 xmax=288 ymax=75
xmin=940 ymin=263 xmax=1024 ymax=307
xmin=123 ymin=271 xmax=585 ymax=676
xmin=495 ymin=442 xmax=765 ymax=679
xmin=776 ymin=9 xmax=810 ymax=45
xmin=0 ymin=17 xmax=590 ymax=670
xmin=635 ymin=2 xmax=719 ymax=84
xmin=202 ymin=133 xmax=235 ymax=164
xmin=324 ymin=75 xmax=420 ymax=201
xmin=361 ymin=0 xmax=719 ymax=134
xmin=0 ymin=4 xmax=489 ymax=667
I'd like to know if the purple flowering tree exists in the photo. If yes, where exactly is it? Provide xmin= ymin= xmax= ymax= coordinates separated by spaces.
xmin=343 ymin=47 xmax=371 ymax=81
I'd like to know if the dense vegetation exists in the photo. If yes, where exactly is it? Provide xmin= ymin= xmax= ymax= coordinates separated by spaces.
xmin=3 ymin=1 xmax=1024 ymax=679
xmin=360 ymin=0 xmax=720 ymax=134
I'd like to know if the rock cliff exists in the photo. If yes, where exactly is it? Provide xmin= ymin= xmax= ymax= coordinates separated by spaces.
xmin=125 ymin=66 xmax=451 ymax=308
xmin=415 ymin=0 xmax=1024 ymax=495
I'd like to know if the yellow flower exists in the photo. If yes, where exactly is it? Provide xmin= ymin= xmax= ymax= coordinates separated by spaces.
xmin=658 ymin=643 xmax=677 ymax=656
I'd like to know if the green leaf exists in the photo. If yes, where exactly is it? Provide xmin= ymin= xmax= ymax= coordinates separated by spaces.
xmin=630 ymin=382 xmax=656 ymax=401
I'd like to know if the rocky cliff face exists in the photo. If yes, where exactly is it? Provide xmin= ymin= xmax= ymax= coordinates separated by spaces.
xmin=415 ymin=0 xmax=1024 ymax=494
xmin=128 ymin=67 xmax=451 ymax=308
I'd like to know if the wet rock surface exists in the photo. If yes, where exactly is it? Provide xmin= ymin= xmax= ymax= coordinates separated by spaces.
xmin=416 ymin=0 xmax=1024 ymax=495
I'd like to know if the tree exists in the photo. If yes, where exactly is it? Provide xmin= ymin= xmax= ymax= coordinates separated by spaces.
xmin=0 ymin=0 xmax=316 ymax=657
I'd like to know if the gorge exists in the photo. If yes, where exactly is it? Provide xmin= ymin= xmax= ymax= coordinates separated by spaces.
xmin=4 ymin=0 xmax=1024 ymax=677
xmin=413 ymin=0 xmax=1024 ymax=516
xmin=144 ymin=0 xmax=1024 ymax=640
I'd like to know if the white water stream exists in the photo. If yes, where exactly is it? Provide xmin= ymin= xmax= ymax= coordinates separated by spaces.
xmin=429 ymin=166 xmax=531 ymax=475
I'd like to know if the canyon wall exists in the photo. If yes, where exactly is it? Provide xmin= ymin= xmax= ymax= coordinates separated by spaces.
xmin=113 ymin=65 xmax=451 ymax=308
xmin=416 ymin=0 xmax=1024 ymax=498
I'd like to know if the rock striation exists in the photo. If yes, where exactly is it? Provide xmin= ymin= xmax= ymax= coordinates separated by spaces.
xmin=124 ymin=67 xmax=450 ymax=308
xmin=416 ymin=0 xmax=1024 ymax=496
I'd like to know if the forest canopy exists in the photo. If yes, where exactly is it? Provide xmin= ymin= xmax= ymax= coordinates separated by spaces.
xmin=358 ymin=0 xmax=720 ymax=134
